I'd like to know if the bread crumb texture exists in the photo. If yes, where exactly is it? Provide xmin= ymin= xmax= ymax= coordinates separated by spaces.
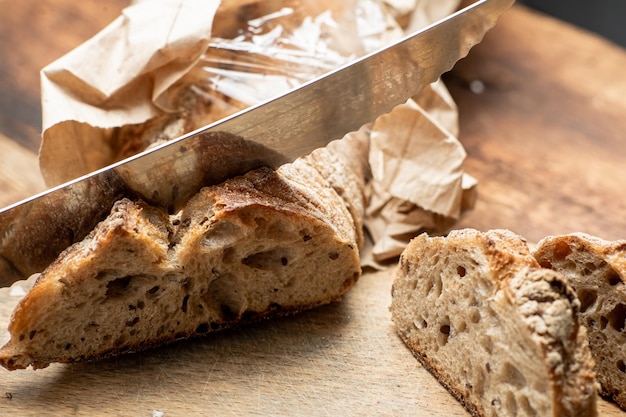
xmin=0 ymin=164 xmax=362 ymax=370
xmin=391 ymin=229 xmax=598 ymax=417
xmin=534 ymin=233 xmax=626 ymax=410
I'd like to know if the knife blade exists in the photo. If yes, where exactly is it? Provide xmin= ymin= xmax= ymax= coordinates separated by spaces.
xmin=0 ymin=0 xmax=513 ymax=286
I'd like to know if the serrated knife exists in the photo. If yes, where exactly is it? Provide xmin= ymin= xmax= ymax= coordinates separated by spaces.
xmin=0 ymin=0 xmax=513 ymax=286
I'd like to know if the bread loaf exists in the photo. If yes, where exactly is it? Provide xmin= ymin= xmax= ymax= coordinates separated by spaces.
xmin=0 ymin=145 xmax=364 ymax=370
xmin=391 ymin=229 xmax=598 ymax=417
xmin=533 ymin=233 xmax=626 ymax=410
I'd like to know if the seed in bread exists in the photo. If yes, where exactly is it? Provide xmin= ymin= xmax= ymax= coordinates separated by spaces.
xmin=391 ymin=229 xmax=598 ymax=417
xmin=0 ymin=161 xmax=362 ymax=370
xmin=533 ymin=233 xmax=626 ymax=410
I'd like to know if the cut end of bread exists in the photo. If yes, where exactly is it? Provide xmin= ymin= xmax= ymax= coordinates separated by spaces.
xmin=391 ymin=229 xmax=598 ymax=417
xmin=534 ymin=233 xmax=626 ymax=411
xmin=0 ymin=165 xmax=362 ymax=370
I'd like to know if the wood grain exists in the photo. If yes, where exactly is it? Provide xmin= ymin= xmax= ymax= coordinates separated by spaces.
xmin=0 ymin=133 xmax=45 ymax=207
xmin=446 ymin=5 xmax=626 ymax=243
xmin=0 ymin=271 xmax=475 ymax=417
xmin=0 ymin=270 xmax=623 ymax=416
xmin=0 ymin=0 xmax=128 ymax=152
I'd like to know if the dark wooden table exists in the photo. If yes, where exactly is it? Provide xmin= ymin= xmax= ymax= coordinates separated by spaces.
xmin=447 ymin=6 xmax=626 ymax=243
xmin=0 ymin=2 xmax=625 ymax=416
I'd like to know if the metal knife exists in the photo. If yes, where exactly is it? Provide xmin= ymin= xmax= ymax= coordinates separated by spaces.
xmin=0 ymin=0 xmax=513 ymax=286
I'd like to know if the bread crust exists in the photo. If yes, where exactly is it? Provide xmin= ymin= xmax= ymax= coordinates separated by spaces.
xmin=534 ymin=233 xmax=626 ymax=410
xmin=391 ymin=229 xmax=598 ymax=417
xmin=0 ymin=155 xmax=362 ymax=370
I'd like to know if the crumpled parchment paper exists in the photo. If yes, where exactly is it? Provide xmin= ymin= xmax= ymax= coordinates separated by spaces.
xmin=39 ymin=0 xmax=475 ymax=267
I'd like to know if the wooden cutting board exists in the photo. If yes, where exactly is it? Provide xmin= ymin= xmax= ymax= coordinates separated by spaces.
xmin=0 ymin=269 xmax=623 ymax=416
xmin=1 ymin=1 xmax=626 ymax=416
xmin=0 ymin=270 xmax=466 ymax=416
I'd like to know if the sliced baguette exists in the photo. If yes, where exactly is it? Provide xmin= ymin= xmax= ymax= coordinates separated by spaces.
xmin=533 ymin=233 xmax=626 ymax=410
xmin=0 ymin=156 xmax=362 ymax=370
xmin=391 ymin=229 xmax=598 ymax=417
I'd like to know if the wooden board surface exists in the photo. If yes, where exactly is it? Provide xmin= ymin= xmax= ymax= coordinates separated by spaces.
xmin=0 ymin=270 xmax=623 ymax=416
xmin=0 ymin=0 xmax=128 ymax=153
xmin=446 ymin=6 xmax=626 ymax=243
xmin=0 ymin=132 xmax=45 ymax=205
xmin=1 ymin=2 xmax=626 ymax=416
xmin=0 ymin=271 xmax=473 ymax=416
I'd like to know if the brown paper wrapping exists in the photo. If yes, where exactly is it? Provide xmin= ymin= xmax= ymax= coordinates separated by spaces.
xmin=39 ymin=0 xmax=474 ymax=266
xmin=40 ymin=0 xmax=406 ymax=185
xmin=40 ymin=0 xmax=224 ymax=184
xmin=363 ymin=82 xmax=477 ymax=267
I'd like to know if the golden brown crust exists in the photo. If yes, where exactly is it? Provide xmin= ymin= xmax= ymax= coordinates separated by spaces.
xmin=391 ymin=229 xmax=598 ymax=417
xmin=294 ymin=131 xmax=370 ymax=249
xmin=0 ymin=162 xmax=362 ymax=370
xmin=534 ymin=233 xmax=626 ymax=410
xmin=2 ymin=127 xmax=366 ymax=286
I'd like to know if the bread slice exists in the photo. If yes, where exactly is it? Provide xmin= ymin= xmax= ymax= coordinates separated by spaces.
xmin=0 ymin=158 xmax=362 ymax=370
xmin=390 ymin=229 xmax=598 ymax=417
xmin=533 ymin=233 xmax=626 ymax=410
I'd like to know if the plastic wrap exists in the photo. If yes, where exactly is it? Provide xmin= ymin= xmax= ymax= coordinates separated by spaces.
xmin=40 ymin=0 xmax=474 ymax=265
xmin=40 ymin=0 xmax=406 ymax=183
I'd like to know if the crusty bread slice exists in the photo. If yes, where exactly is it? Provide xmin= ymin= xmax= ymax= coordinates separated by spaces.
xmin=391 ymin=229 xmax=598 ymax=417
xmin=533 ymin=233 xmax=626 ymax=410
xmin=288 ymin=131 xmax=370 ymax=250
xmin=0 ymin=160 xmax=362 ymax=370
